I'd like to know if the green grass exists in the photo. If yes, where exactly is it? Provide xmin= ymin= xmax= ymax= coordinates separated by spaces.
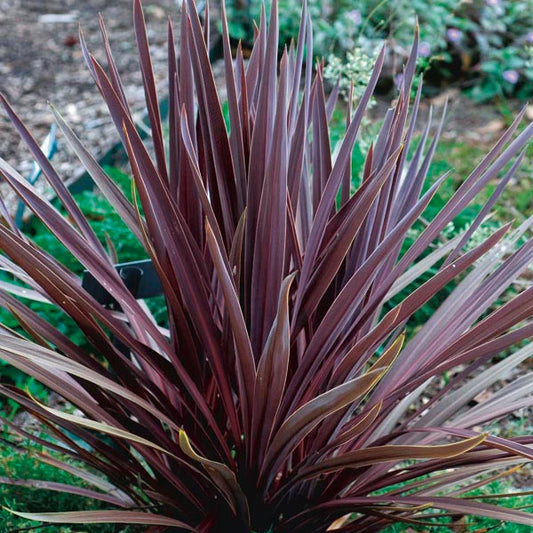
xmin=0 ymin=441 xmax=142 ymax=532
xmin=3 ymin=442 xmax=530 ymax=531
xmin=381 ymin=478 xmax=533 ymax=532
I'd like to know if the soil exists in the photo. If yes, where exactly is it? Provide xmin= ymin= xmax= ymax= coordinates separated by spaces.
xmin=373 ymin=87 xmax=527 ymax=144
xmin=0 ymin=0 xmax=178 ymax=196
xmin=0 ymin=1 xmax=528 ymax=196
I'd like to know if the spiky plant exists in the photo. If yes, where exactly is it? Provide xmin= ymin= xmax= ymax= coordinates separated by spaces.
xmin=0 ymin=1 xmax=532 ymax=531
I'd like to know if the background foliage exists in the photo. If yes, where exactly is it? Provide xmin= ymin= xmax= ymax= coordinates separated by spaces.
xmin=226 ymin=0 xmax=533 ymax=101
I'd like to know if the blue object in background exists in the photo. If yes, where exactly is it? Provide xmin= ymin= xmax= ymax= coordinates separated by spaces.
xmin=14 ymin=123 xmax=58 ymax=228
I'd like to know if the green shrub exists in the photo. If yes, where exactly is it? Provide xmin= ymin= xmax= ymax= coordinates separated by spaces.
xmin=227 ymin=0 xmax=533 ymax=100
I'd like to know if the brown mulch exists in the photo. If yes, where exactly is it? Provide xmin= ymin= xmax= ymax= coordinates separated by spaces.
xmin=1 ymin=1 xmax=528 ymax=194
xmin=0 ymin=0 xmax=178 ymax=188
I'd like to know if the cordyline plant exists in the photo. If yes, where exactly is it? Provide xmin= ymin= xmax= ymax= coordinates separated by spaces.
xmin=0 ymin=0 xmax=532 ymax=531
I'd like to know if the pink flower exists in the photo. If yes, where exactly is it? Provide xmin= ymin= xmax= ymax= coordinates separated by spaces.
xmin=394 ymin=73 xmax=404 ymax=87
xmin=418 ymin=41 xmax=431 ymax=57
xmin=526 ymin=31 xmax=533 ymax=44
xmin=502 ymin=70 xmax=519 ymax=84
xmin=346 ymin=10 xmax=362 ymax=25
xmin=446 ymin=28 xmax=462 ymax=43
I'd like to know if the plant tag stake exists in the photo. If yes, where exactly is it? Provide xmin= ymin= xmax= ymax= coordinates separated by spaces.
xmin=82 ymin=258 xmax=162 ymax=355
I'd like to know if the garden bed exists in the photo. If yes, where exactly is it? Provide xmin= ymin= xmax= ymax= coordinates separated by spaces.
xmin=0 ymin=2 xmax=532 ymax=531
xmin=1 ymin=1 xmax=529 ymax=201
